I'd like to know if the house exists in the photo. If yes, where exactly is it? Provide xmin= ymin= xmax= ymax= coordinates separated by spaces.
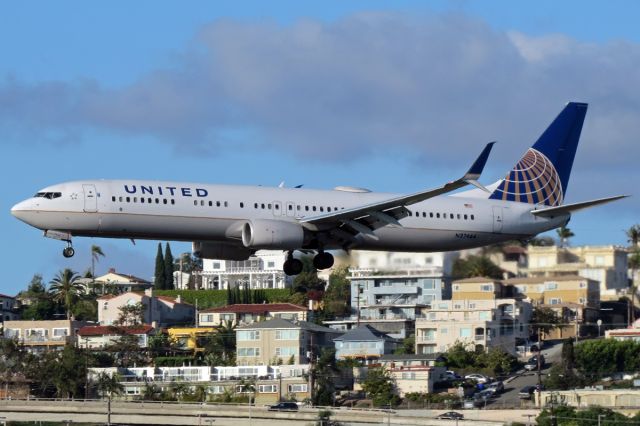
xmin=415 ymin=299 xmax=532 ymax=355
xmin=378 ymin=354 xmax=447 ymax=395
xmin=77 ymin=324 xmax=157 ymax=349
xmin=0 ymin=293 xmax=19 ymax=322
xmin=235 ymin=318 xmax=341 ymax=366
xmin=200 ymin=250 xmax=293 ymax=290
xmin=605 ymin=319 xmax=640 ymax=342
xmin=93 ymin=268 xmax=153 ymax=294
xmin=3 ymin=319 xmax=93 ymax=352
xmin=167 ymin=326 xmax=218 ymax=351
xmin=97 ymin=289 xmax=195 ymax=327
xmin=333 ymin=325 xmax=397 ymax=362
xmin=198 ymin=303 xmax=308 ymax=327
xmin=451 ymin=277 xmax=506 ymax=300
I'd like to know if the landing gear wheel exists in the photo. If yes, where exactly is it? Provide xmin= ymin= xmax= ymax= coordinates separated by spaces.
xmin=62 ymin=246 xmax=75 ymax=258
xmin=283 ymin=258 xmax=303 ymax=276
xmin=313 ymin=252 xmax=334 ymax=270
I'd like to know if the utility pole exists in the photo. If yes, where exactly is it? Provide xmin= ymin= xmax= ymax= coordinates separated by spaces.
xmin=537 ymin=327 xmax=543 ymax=409
xmin=309 ymin=331 xmax=315 ymax=405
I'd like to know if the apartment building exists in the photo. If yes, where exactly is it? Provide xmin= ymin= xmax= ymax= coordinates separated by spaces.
xmin=524 ymin=245 xmax=628 ymax=300
xmin=93 ymin=268 xmax=153 ymax=294
xmin=200 ymin=250 xmax=292 ymax=290
xmin=235 ymin=318 xmax=340 ymax=366
xmin=97 ymin=289 xmax=195 ymax=327
xmin=3 ymin=319 xmax=93 ymax=352
xmin=451 ymin=277 xmax=505 ymax=300
xmin=415 ymin=299 xmax=532 ymax=355
xmin=198 ymin=303 xmax=307 ymax=327
xmin=90 ymin=364 xmax=315 ymax=404
xmin=378 ymin=354 xmax=447 ymax=396
xmin=0 ymin=293 xmax=19 ymax=322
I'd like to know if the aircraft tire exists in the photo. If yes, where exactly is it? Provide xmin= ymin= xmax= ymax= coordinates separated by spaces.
xmin=63 ymin=247 xmax=75 ymax=258
xmin=313 ymin=252 xmax=334 ymax=270
xmin=283 ymin=258 xmax=303 ymax=276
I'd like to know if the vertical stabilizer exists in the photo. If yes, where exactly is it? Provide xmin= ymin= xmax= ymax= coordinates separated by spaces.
xmin=489 ymin=102 xmax=588 ymax=206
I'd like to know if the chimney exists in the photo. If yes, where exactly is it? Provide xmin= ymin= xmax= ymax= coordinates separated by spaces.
xmin=108 ymin=268 xmax=116 ymax=273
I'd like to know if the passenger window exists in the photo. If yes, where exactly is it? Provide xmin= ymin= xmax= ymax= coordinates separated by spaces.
xmin=209 ymin=201 xmax=213 ymax=207
xmin=471 ymin=214 xmax=475 ymax=220
xmin=194 ymin=200 xmax=198 ymax=206
xmin=155 ymin=198 xmax=160 ymax=204
xmin=268 ymin=204 xmax=272 ymax=209
xmin=133 ymin=197 xmax=137 ymax=203
xmin=275 ymin=204 xmax=279 ymax=210
xmin=148 ymin=198 xmax=152 ymax=203
xmin=457 ymin=214 xmax=461 ymax=219
xmin=200 ymin=200 xmax=204 ymax=206
xmin=162 ymin=199 xmax=166 ymax=204
xmin=288 ymin=205 xmax=293 ymax=211
xmin=171 ymin=200 xmax=175 ymax=205
xmin=255 ymin=203 xmax=258 ymax=209
xmin=320 ymin=207 xmax=324 ymax=212
xmin=436 ymin=213 xmax=440 ymax=218
xmin=216 ymin=201 xmax=221 ymax=207
xmin=141 ymin=198 xmax=145 ymax=204
xmin=224 ymin=201 xmax=228 ymax=207
xmin=327 ymin=207 xmax=331 ymax=212
xmin=126 ymin=197 xmax=130 ymax=203
xmin=111 ymin=196 xmax=116 ymax=202
xmin=240 ymin=202 xmax=244 ymax=208
xmin=464 ymin=214 xmax=468 ymax=220
xmin=430 ymin=212 xmax=433 ymax=218
xmin=305 ymin=206 xmax=309 ymax=211
xmin=312 ymin=206 xmax=317 ymax=211
xmin=119 ymin=197 xmax=123 ymax=202
xmin=297 ymin=205 xmax=301 ymax=211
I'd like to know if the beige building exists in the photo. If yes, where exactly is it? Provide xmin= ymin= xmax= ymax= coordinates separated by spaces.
xmin=198 ymin=303 xmax=308 ymax=326
xmin=3 ymin=319 xmax=93 ymax=352
xmin=97 ymin=289 xmax=195 ymax=327
xmin=503 ymin=275 xmax=599 ymax=307
xmin=415 ymin=299 xmax=532 ymax=355
xmin=605 ymin=318 xmax=640 ymax=342
xmin=524 ymin=245 xmax=628 ymax=300
xmin=378 ymin=354 xmax=447 ymax=396
xmin=451 ymin=277 xmax=505 ymax=300
xmin=235 ymin=318 xmax=341 ymax=366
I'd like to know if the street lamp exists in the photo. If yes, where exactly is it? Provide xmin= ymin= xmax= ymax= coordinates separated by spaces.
xmin=597 ymin=319 xmax=603 ymax=337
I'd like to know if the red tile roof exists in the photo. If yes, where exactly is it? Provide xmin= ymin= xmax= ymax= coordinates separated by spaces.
xmin=201 ymin=303 xmax=307 ymax=314
xmin=78 ymin=325 xmax=154 ymax=336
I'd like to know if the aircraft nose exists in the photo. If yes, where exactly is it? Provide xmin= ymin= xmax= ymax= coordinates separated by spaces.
xmin=11 ymin=200 xmax=32 ymax=223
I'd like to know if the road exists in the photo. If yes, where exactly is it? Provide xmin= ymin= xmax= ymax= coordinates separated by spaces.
xmin=492 ymin=339 xmax=564 ymax=408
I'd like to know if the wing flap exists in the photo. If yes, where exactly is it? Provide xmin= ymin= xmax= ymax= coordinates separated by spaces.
xmin=530 ymin=195 xmax=628 ymax=217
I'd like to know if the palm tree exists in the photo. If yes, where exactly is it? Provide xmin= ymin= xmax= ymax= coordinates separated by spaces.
xmin=626 ymin=225 xmax=640 ymax=248
xmin=49 ymin=269 xmax=85 ymax=319
xmin=91 ymin=245 xmax=105 ymax=278
xmin=556 ymin=226 xmax=575 ymax=248
xmin=95 ymin=372 xmax=124 ymax=399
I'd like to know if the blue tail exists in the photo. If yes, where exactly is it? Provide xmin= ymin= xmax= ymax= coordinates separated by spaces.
xmin=489 ymin=102 xmax=588 ymax=206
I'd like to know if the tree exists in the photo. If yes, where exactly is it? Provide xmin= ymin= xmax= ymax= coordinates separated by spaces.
xmin=20 ymin=274 xmax=56 ymax=320
xmin=114 ymin=303 xmax=145 ymax=326
xmin=528 ymin=236 xmax=555 ymax=247
xmin=361 ymin=367 xmax=399 ymax=408
xmin=626 ymin=224 xmax=640 ymax=248
xmin=311 ymin=348 xmax=339 ymax=406
xmin=628 ymin=249 xmax=640 ymax=324
xmin=203 ymin=321 xmax=236 ymax=366
xmin=154 ymin=243 xmax=165 ymax=290
xmin=292 ymin=256 xmax=326 ymax=294
xmin=394 ymin=335 xmax=415 ymax=355
xmin=322 ymin=267 xmax=351 ymax=319
xmin=164 ymin=243 xmax=175 ymax=290
xmin=52 ymin=345 xmax=88 ymax=398
xmin=556 ymin=226 xmax=574 ymax=248
xmin=90 ymin=244 xmax=105 ymax=278
xmin=451 ymin=255 xmax=503 ymax=279
xmin=531 ymin=307 xmax=562 ymax=339
xmin=95 ymin=371 xmax=124 ymax=399
xmin=49 ymin=269 xmax=85 ymax=319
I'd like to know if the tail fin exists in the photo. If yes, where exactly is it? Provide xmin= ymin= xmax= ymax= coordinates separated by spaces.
xmin=489 ymin=102 xmax=588 ymax=206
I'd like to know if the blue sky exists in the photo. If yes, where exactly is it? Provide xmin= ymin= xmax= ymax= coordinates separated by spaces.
xmin=2 ymin=1 xmax=639 ymax=295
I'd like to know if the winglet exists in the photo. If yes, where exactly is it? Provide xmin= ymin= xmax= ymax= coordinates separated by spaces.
xmin=464 ymin=142 xmax=495 ymax=181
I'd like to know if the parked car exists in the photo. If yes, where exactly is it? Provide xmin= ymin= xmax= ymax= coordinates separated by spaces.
xmin=524 ymin=355 xmax=545 ymax=371
xmin=518 ymin=385 xmax=536 ymax=399
xmin=442 ymin=370 xmax=462 ymax=381
xmin=475 ymin=389 xmax=495 ymax=402
xmin=268 ymin=402 xmax=299 ymax=411
xmin=464 ymin=373 xmax=490 ymax=384
xmin=486 ymin=381 xmax=504 ymax=394
xmin=435 ymin=411 xmax=464 ymax=420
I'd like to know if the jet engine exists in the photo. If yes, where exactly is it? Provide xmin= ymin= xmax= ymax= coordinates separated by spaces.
xmin=241 ymin=219 xmax=305 ymax=249
xmin=192 ymin=241 xmax=254 ymax=260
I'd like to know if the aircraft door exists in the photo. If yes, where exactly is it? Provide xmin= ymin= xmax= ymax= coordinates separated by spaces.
xmin=272 ymin=201 xmax=283 ymax=216
xmin=83 ymin=184 xmax=98 ymax=213
xmin=492 ymin=206 xmax=504 ymax=233
xmin=285 ymin=202 xmax=295 ymax=217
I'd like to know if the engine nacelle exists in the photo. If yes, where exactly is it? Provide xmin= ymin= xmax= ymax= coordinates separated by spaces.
xmin=242 ymin=219 xmax=304 ymax=249
xmin=192 ymin=241 xmax=253 ymax=261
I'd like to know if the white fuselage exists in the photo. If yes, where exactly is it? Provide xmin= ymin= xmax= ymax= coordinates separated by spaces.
xmin=11 ymin=179 xmax=568 ymax=253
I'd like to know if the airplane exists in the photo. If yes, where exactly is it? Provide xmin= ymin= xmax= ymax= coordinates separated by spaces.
xmin=11 ymin=102 xmax=627 ymax=276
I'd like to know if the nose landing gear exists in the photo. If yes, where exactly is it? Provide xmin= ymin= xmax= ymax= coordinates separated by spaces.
xmin=62 ymin=244 xmax=75 ymax=258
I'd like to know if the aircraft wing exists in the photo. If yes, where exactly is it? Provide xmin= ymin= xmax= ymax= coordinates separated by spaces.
xmin=530 ymin=195 xmax=629 ymax=218
xmin=300 ymin=142 xmax=495 ymax=235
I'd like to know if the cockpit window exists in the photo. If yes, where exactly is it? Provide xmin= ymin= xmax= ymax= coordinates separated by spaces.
xmin=34 ymin=192 xmax=62 ymax=199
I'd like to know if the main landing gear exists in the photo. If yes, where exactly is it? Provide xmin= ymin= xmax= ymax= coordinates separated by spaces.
xmin=282 ymin=250 xmax=335 ymax=276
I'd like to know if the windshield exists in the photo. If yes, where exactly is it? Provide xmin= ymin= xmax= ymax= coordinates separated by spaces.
xmin=34 ymin=192 xmax=62 ymax=199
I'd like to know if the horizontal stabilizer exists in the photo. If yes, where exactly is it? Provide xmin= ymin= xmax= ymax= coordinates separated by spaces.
xmin=530 ymin=195 xmax=628 ymax=218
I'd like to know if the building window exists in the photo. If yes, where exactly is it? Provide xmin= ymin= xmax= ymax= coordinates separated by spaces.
xmin=200 ymin=314 xmax=214 ymax=323
xmin=275 ymin=330 xmax=299 ymax=340
xmin=237 ymin=331 xmax=261 ymax=341
xmin=480 ymin=284 xmax=494 ymax=292
xmin=288 ymin=383 xmax=308 ymax=393
xmin=237 ymin=347 xmax=260 ymax=357
xmin=258 ymin=384 xmax=278 ymax=393
xmin=275 ymin=347 xmax=297 ymax=356
xmin=545 ymin=282 xmax=558 ymax=290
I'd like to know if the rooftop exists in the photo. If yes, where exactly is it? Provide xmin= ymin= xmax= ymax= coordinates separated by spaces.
xmin=201 ymin=303 xmax=306 ymax=314
xmin=503 ymin=275 xmax=592 ymax=285
xmin=78 ymin=325 xmax=155 ymax=337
